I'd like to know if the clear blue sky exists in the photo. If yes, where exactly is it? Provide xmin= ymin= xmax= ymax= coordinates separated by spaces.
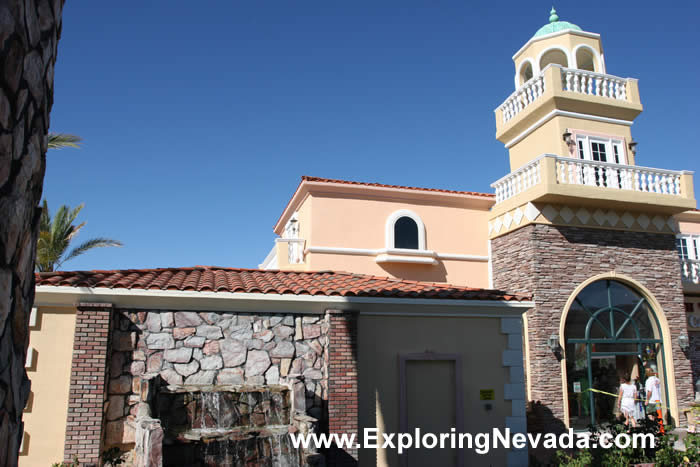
xmin=44 ymin=1 xmax=700 ymax=271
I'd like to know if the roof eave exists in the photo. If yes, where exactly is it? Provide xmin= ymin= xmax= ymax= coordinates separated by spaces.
xmin=35 ymin=285 xmax=533 ymax=315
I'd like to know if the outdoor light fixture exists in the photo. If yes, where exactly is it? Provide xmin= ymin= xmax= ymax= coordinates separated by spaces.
xmin=562 ymin=130 xmax=576 ymax=155
xmin=679 ymin=334 xmax=689 ymax=351
xmin=547 ymin=334 xmax=559 ymax=351
xmin=628 ymin=140 xmax=638 ymax=157
xmin=562 ymin=130 xmax=573 ymax=145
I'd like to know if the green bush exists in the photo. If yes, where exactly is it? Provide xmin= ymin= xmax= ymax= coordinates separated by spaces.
xmin=553 ymin=418 xmax=700 ymax=467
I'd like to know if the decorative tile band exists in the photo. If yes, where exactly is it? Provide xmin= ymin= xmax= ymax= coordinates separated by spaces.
xmin=489 ymin=202 xmax=678 ymax=239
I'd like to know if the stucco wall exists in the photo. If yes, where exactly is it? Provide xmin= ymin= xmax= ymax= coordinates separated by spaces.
xmin=357 ymin=315 xmax=514 ymax=467
xmin=303 ymin=194 xmax=491 ymax=286
xmin=21 ymin=307 xmax=76 ymax=466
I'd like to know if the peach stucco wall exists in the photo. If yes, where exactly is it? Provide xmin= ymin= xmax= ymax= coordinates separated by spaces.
xmin=21 ymin=307 xmax=76 ymax=466
xmin=308 ymin=252 xmax=490 ymax=287
xmin=679 ymin=220 xmax=700 ymax=235
xmin=301 ymin=193 xmax=492 ymax=287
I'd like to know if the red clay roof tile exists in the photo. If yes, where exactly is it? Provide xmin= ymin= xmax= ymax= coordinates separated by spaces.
xmin=35 ymin=266 xmax=529 ymax=302
xmin=301 ymin=175 xmax=494 ymax=198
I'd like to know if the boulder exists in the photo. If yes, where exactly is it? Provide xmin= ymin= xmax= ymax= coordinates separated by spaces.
xmin=245 ymin=350 xmax=271 ymax=376
xmin=174 ymin=311 xmax=203 ymax=327
xmin=221 ymin=339 xmax=247 ymax=367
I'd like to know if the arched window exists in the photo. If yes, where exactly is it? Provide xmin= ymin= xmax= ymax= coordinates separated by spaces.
xmin=539 ymin=48 xmax=569 ymax=70
xmin=385 ymin=209 xmax=426 ymax=250
xmin=519 ymin=61 xmax=534 ymax=86
xmin=564 ymin=280 xmax=665 ymax=428
xmin=575 ymin=47 xmax=596 ymax=72
xmin=394 ymin=217 xmax=419 ymax=249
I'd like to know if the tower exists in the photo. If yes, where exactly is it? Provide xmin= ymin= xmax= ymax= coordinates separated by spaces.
xmin=489 ymin=9 xmax=696 ymax=431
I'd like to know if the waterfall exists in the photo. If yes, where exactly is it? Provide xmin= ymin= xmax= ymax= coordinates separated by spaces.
xmin=160 ymin=386 xmax=308 ymax=466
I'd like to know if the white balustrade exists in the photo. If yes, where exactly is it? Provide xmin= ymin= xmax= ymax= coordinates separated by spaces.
xmin=278 ymin=238 xmax=305 ymax=265
xmin=681 ymin=259 xmax=700 ymax=285
xmin=498 ymin=66 xmax=632 ymax=125
xmin=491 ymin=157 xmax=543 ymax=203
xmin=492 ymin=155 xmax=688 ymax=205
xmin=555 ymin=156 xmax=683 ymax=195
xmin=499 ymin=75 xmax=546 ymax=123
xmin=560 ymin=68 xmax=627 ymax=101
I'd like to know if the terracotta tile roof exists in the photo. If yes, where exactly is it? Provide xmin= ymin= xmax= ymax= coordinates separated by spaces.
xmin=301 ymin=176 xmax=495 ymax=198
xmin=35 ymin=266 xmax=528 ymax=301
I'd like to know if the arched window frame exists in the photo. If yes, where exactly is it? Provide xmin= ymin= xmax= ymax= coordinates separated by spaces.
xmin=536 ymin=45 xmax=572 ymax=71
xmin=385 ymin=209 xmax=426 ymax=251
xmin=572 ymin=44 xmax=605 ymax=74
xmin=557 ymin=273 xmax=678 ymax=428
xmin=514 ymin=58 xmax=537 ymax=89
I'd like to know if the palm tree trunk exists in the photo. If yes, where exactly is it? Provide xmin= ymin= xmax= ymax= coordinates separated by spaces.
xmin=0 ymin=1 xmax=64 ymax=465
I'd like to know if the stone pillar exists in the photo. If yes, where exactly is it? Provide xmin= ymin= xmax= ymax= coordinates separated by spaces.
xmin=64 ymin=303 xmax=113 ymax=465
xmin=491 ymin=223 xmax=695 ymax=431
xmin=0 ymin=2 xmax=64 ymax=465
xmin=326 ymin=310 xmax=358 ymax=466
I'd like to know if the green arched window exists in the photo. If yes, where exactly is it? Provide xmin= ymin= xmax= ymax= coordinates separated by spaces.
xmin=564 ymin=280 xmax=666 ymax=428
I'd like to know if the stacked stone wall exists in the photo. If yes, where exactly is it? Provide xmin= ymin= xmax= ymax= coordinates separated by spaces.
xmin=491 ymin=223 xmax=694 ymax=431
xmin=690 ymin=331 xmax=700 ymax=401
xmin=104 ymin=310 xmax=330 ymax=448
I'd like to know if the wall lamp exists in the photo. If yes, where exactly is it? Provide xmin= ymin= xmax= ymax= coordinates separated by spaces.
xmin=562 ymin=130 xmax=576 ymax=154
xmin=679 ymin=334 xmax=689 ymax=352
xmin=562 ymin=130 xmax=573 ymax=145
xmin=547 ymin=334 xmax=559 ymax=352
xmin=628 ymin=140 xmax=638 ymax=157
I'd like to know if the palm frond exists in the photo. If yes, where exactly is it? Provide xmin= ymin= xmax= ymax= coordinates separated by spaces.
xmin=48 ymin=132 xmax=82 ymax=149
xmin=36 ymin=200 xmax=122 ymax=271
xmin=62 ymin=238 xmax=123 ymax=265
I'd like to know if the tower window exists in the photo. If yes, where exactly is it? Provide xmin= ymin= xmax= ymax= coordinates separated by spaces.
xmin=539 ymin=48 xmax=569 ymax=70
xmin=575 ymin=47 xmax=596 ymax=72
xmin=519 ymin=61 xmax=534 ymax=86
xmin=576 ymin=135 xmax=625 ymax=164
xmin=394 ymin=217 xmax=419 ymax=249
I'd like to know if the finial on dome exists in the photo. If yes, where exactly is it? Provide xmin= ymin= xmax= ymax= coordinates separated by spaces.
xmin=549 ymin=7 xmax=559 ymax=23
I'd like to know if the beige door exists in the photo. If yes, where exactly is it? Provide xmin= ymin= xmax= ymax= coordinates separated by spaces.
xmin=405 ymin=360 xmax=457 ymax=467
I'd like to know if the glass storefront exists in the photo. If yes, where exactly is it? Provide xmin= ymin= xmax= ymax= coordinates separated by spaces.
xmin=564 ymin=279 xmax=666 ymax=429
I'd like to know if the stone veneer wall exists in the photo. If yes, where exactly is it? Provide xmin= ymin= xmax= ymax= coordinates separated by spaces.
xmin=491 ymin=223 xmax=694 ymax=431
xmin=690 ymin=331 xmax=700 ymax=400
xmin=104 ymin=310 xmax=330 ymax=449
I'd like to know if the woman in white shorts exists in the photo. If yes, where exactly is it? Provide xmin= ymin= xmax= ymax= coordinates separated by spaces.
xmin=618 ymin=374 xmax=638 ymax=428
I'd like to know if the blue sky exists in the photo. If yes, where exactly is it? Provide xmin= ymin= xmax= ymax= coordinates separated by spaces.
xmin=44 ymin=1 xmax=700 ymax=271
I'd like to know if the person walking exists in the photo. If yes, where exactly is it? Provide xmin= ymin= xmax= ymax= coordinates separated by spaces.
xmin=645 ymin=366 xmax=665 ymax=434
xmin=618 ymin=374 xmax=638 ymax=428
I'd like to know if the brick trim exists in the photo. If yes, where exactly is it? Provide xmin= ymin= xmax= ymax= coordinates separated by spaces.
xmin=326 ymin=309 xmax=359 ymax=466
xmin=64 ymin=303 xmax=113 ymax=465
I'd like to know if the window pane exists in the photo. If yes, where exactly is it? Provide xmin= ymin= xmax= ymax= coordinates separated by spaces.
xmin=591 ymin=142 xmax=607 ymax=162
xmin=394 ymin=217 xmax=419 ymax=249
xmin=612 ymin=144 xmax=621 ymax=164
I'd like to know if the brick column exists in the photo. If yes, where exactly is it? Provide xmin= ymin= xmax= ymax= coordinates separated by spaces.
xmin=64 ymin=303 xmax=112 ymax=465
xmin=326 ymin=310 xmax=358 ymax=466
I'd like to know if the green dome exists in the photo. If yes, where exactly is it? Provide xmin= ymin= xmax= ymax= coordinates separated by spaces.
xmin=533 ymin=7 xmax=582 ymax=38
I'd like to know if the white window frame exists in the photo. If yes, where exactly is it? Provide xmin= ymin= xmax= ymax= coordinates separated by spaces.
xmin=385 ymin=209 xmax=426 ymax=251
xmin=676 ymin=234 xmax=700 ymax=261
xmin=576 ymin=134 xmax=626 ymax=164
